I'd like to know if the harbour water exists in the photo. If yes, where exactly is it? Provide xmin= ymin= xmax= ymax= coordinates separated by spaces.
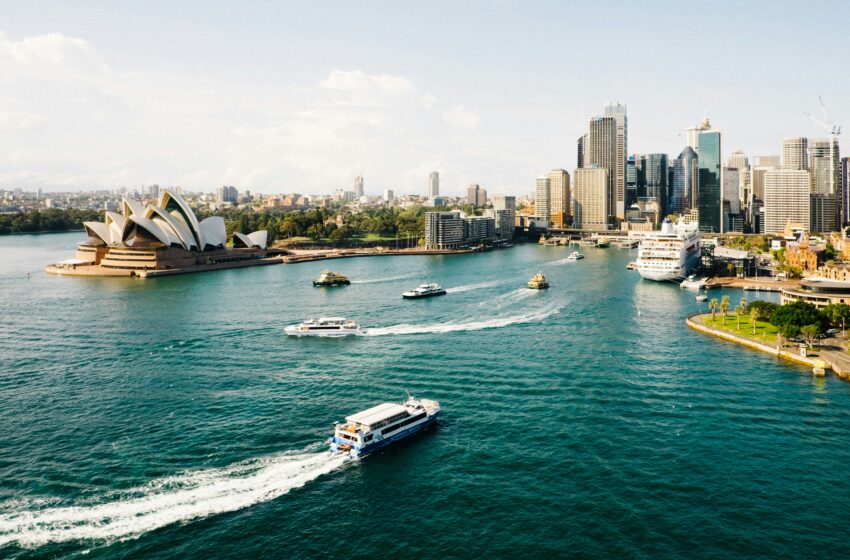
xmin=2 ymin=233 xmax=850 ymax=559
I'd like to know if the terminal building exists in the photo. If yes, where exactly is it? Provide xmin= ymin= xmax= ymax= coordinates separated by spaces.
xmin=47 ymin=190 xmax=272 ymax=277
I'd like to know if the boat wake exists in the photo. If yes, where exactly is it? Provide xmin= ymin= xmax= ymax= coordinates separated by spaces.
xmin=365 ymin=306 xmax=562 ymax=336
xmin=445 ymin=280 xmax=500 ymax=294
xmin=0 ymin=447 xmax=349 ymax=549
xmin=485 ymin=288 xmax=538 ymax=308
xmin=351 ymin=274 xmax=417 ymax=284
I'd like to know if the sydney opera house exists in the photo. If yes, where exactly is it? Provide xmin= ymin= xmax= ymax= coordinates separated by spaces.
xmin=46 ymin=190 xmax=278 ymax=277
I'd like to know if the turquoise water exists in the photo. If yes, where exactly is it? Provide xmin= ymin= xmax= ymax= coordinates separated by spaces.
xmin=1 ymin=233 xmax=849 ymax=559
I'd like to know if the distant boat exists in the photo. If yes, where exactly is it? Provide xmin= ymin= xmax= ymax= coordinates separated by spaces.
xmin=566 ymin=251 xmax=584 ymax=261
xmin=626 ymin=261 xmax=637 ymax=270
xmin=313 ymin=271 xmax=350 ymax=286
xmin=695 ymin=293 xmax=708 ymax=302
xmin=596 ymin=238 xmax=611 ymax=248
xmin=528 ymin=272 xmax=549 ymax=289
xmin=285 ymin=317 xmax=363 ymax=337
xmin=402 ymin=283 xmax=447 ymax=299
xmin=680 ymin=275 xmax=708 ymax=290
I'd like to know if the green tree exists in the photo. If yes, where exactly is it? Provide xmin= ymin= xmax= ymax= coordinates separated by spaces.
xmin=746 ymin=300 xmax=779 ymax=322
xmin=779 ymin=323 xmax=801 ymax=341
xmin=750 ymin=306 xmax=762 ymax=335
xmin=720 ymin=295 xmax=731 ymax=323
xmin=771 ymin=301 xmax=825 ymax=330
xmin=709 ymin=298 xmax=719 ymax=321
xmin=800 ymin=324 xmax=820 ymax=348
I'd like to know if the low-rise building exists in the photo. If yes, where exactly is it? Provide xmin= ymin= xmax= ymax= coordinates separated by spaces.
xmin=785 ymin=234 xmax=824 ymax=273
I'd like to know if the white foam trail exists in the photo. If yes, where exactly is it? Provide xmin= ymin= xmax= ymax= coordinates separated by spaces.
xmin=485 ymin=288 xmax=538 ymax=307
xmin=351 ymin=274 xmax=417 ymax=284
xmin=365 ymin=306 xmax=562 ymax=336
xmin=445 ymin=280 xmax=500 ymax=294
xmin=0 ymin=448 xmax=348 ymax=548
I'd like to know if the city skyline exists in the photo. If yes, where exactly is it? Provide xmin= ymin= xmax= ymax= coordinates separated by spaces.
xmin=1 ymin=1 xmax=849 ymax=195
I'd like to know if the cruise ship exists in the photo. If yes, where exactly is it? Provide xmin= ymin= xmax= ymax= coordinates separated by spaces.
xmin=635 ymin=218 xmax=701 ymax=282
xmin=330 ymin=395 xmax=440 ymax=458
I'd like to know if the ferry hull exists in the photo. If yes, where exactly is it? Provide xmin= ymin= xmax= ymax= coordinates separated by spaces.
xmin=331 ymin=413 xmax=438 ymax=458
xmin=402 ymin=290 xmax=447 ymax=299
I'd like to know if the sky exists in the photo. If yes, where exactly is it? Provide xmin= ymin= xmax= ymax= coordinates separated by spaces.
xmin=1 ymin=0 xmax=849 ymax=197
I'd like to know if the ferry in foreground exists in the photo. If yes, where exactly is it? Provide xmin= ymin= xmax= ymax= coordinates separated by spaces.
xmin=330 ymin=395 xmax=440 ymax=458
xmin=635 ymin=218 xmax=701 ymax=282
xmin=284 ymin=317 xmax=364 ymax=337
xmin=402 ymin=283 xmax=447 ymax=299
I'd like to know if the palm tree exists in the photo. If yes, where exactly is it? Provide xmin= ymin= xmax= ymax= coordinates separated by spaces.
xmin=750 ymin=306 xmax=761 ymax=335
xmin=740 ymin=297 xmax=748 ymax=311
xmin=709 ymin=298 xmax=719 ymax=321
xmin=735 ymin=305 xmax=745 ymax=330
xmin=720 ymin=295 xmax=730 ymax=324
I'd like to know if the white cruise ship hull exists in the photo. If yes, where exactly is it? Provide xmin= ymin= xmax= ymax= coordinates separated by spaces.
xmin=634 ymin=219 xmax=701 ymax=283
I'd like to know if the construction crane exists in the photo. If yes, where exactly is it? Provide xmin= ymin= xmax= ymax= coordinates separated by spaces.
xmin=804 ymin=97 xmax=842 ymax=198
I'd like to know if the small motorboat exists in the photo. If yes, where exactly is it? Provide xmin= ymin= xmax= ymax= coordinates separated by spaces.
xmin=566 ymin=251 xmax=585 ymax=261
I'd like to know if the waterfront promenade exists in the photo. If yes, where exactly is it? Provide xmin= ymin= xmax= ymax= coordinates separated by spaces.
xmin=687 ymin=312 xmax=850 ymax=379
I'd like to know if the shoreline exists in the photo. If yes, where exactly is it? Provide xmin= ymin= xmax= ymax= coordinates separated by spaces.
xmin=686 ymin=312 xmax=850 ymax=379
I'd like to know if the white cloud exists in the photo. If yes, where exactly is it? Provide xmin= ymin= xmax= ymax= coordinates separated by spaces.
xmin=442 ymin=106 xmax=481 ymax=130
xmin=0 ymin=31 xmax=508 ymax=195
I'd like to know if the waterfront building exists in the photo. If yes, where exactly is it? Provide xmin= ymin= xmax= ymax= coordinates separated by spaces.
xmin=587 ymin=115 xmax=618 ymax=225
xmin=535 ymin=176 xmax=551 ymax=226
xmin=428 ymin=171 xmax=440 ymax=199
xmin=635 ymin=153 xmax=668 ymax=215
xmin=763 ymin=169 xmax=811 ymax=234
xmin=697 ymin=127 xmax=723 ymax=233
xmin=781 ymin=277 xmax=850 ymax=308
xmin=217 ymin=185 xmax=238 ymax=203
xmin=354 ymin=176 xmax=364 ymax=198
xmin=492 ymin=196 xmax=517 ymax=240
xmin=425 ymin=211 xmax=464 ymax=249
xmin=671 ymin=146 xmax=698 ymax=213
xmin=782 ymin=137 xmax=808 ymax=170
xmin=548 ymin=169 xmax=571 ymax=225
xmin=465 ymin=216 xmax=497 ymax=243
xmin=47 ymin=191 xmax=269 ymax=277
xmin=573 ymin=167 xmax=609 ymax=230
xmin=603 ymin=102 xmax=628 ymax=219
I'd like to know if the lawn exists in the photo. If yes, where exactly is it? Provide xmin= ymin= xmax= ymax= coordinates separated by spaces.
xmin=696 ymin=313 xmax=782 ymax=346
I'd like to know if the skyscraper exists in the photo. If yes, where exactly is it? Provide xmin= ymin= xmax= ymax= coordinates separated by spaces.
xmin=587 ymin=115 xmax=617 ymax=226
xmin=548 ymin=169 xmax=571 ymax=219
xmin=626 ymin=155 xmax=637 ymax=207
xmin=573 ymin=168 xmax=609 ymax=230
xmin=764 ymin=169 xmax=811 ymax=234
xmin=782 ymin=137 xmax=808 ymax=170
xmin=842 ymin=157 xmax=850 ymax=226
xmin=728 ymin=150 xmax=749 ymax=172
xmin=216 ymin=185 xmax=238 ymax=203
xmin=603 ymin=102 xmax=627 ymax=219
xmin=697 ymin=127 xmax=723 ymax=233
xmin=577 ymin=134 xmax=587 ymax=169
xmin=636 ymin=153 xmax=669 ymax=214
xmin=809 ymin=139 xmax=840 ymax=194
xmin=671 ymin=147 xmax=698 ymax=214
xmin=467 ymin=184 xmax=481 ymax=206
xmin=535 ymin=176 xmax=551 ymax=224
xmin=428 ymin=171 xmax=440 ymax=199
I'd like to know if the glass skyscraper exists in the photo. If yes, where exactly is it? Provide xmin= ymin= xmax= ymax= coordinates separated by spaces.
xmin=698 ymin=131 xmax=722 ymax=233
xmin=636 ymin=153 xmax=669 ymax=214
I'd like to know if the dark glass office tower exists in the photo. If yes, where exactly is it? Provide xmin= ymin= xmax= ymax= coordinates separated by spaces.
xmin=636 ymin=153 xmax=669 ymax=215
xmin=698 ymin=131 xmax=722 ymax=232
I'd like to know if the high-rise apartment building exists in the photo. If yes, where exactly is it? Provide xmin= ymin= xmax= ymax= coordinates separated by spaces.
xmin=467 ymin=184 xmax=480 ymax=206
xmin=424 ymin=212 xmax=465 ymax=249
xmin=697 ymin=129 xmax=723 ymax=233
xmin=636 ymin=154 xmax=669 ymax=214
xmin=603 ymin=102 xmax=627 ymax=219
xmin=671 ymin=147 xmax=698 ymax=214
xmin=782 ymin=137 xmax=808 ymax=170
xmin=573 ymin=168 xmax=609 ymax=230
xmin=217 ymin=185 xmax=238 ymax=203
xmin=428 ymin=171 xmax=440 ymax=199
xmin=587 ymin=115 xmax=617 ymax=225
xmin=492 ymin=196 xmax=517 ymax=240
xmin=548 ymin=169 xmax=571 ymax=217
xmin=354 ymin=175 xmax=364 ymax=198
xmin=535 ymin=176 xmax=551 ymax=224
xmin=763 ymin=169 xmax=810 ymax=234
xmin=809 ymin=139 xmax=840 ymax=194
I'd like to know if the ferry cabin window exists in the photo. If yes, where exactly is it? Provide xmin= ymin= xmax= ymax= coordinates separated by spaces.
xmin=381 ymin=412 xmax=427 ymax=436
xmin=364 ymin=434 xmax=373 ymax=442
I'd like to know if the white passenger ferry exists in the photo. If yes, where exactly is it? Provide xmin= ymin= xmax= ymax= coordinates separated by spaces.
xmin=635 ymin=218 xmax=701 ymax=282
xmin=284 ymin=317 xmax=364 ymax=337
xmin=402 ymin=283 xmax=447 ymax=299
xmin=330 ymin=396 xmax=440 ymax=458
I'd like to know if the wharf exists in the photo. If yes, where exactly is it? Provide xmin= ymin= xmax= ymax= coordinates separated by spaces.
xmin=281 ymin=247 xmax=478 ymax=263
xmin=705 ymin=277 xmax=800 ymax=291
xmin=687 ymin=313 xmax=850 ymax=379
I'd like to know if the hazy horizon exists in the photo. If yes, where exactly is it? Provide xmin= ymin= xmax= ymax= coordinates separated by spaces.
xmin=2 ymin=0 xmax=848 ymax=196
